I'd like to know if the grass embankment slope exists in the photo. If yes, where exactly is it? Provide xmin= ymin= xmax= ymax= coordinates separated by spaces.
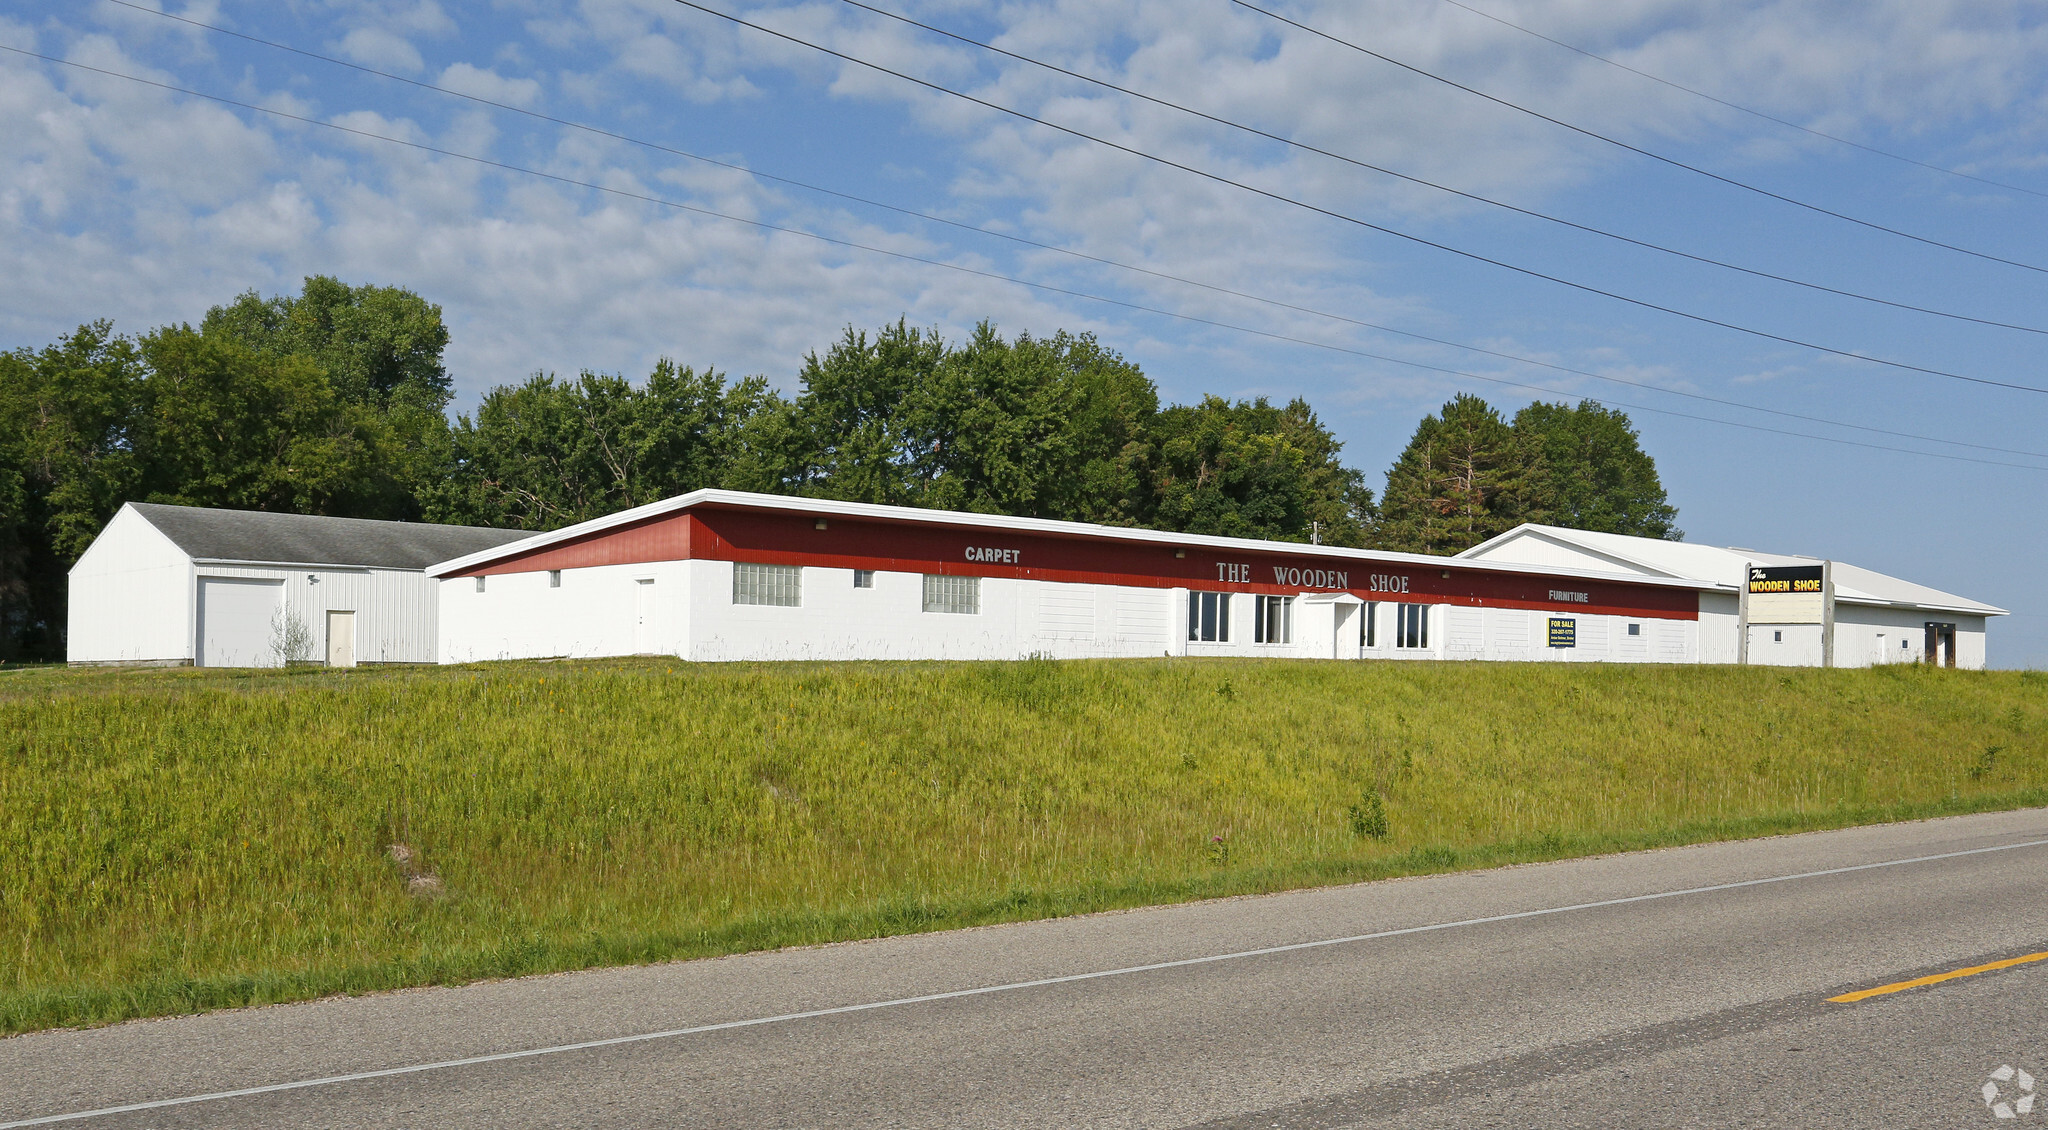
xmin=3 ymin=658 xmax=2044 ymax=1033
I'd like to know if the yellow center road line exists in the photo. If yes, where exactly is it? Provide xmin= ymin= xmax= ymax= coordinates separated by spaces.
xmin=1830 ymin=950 xmax=2048 ymax=1003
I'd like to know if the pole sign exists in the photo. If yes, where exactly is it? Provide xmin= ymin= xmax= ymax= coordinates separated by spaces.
xmin=1547 ymin=617 xmax=1576 ymax=648
xmin=1747 ymin=565 xmax=1826 ymax=624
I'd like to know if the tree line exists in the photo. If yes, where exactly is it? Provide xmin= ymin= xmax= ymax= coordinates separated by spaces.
xmin=0 ymin=277 xmax=1676 ymax=660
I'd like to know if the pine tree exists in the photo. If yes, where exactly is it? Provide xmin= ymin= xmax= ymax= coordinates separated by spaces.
xmin=1373 ymin=394 xmax=1525 ymax=554
xmin=1511 ymin=400 xmax=1679 ymax=539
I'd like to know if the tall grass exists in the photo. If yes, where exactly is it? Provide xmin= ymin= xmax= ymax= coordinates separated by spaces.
xmin=2 ymin=658 xmax=2043 ymax=1033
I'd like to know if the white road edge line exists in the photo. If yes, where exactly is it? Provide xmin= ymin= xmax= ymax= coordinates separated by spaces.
xmin=8 ymin=834 xmax=2047 ymax=1127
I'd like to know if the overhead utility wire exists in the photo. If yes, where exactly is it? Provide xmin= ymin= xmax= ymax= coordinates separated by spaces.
xmin=1230 ymin=0 xmax=2048 ymax=276
xmin=665 ymin=0 xmax=2048 ymax=399
xmin=1434 ymin=0 xmax=2048 ymax=202
xmin=103 ymin=1 xmax=2048 ymax=462
xmin=8 ymin=46 xmax=2043 ymax=472
xmin=832 ymin=0 xmax=2048 ymax=338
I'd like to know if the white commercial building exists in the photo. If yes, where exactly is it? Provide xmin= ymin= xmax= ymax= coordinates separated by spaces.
xmin=1457 ymin=524 xmax=2004 ymax=669
xmin=427 ymin=490 xmax=2000 ymax=669
xmin=68 ymin=503 xmax=529 ymax=667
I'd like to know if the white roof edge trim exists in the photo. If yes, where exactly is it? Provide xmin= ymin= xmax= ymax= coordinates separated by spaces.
xmin=188 ymin=559 xmax=388 ymax=572
xmin=424 ymin=489 xmax=1724 ymax=590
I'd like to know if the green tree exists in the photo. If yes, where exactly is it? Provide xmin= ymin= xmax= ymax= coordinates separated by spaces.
xmin=1143 ymin=395 xmax=1374 ymax=545
xmin=137 ymin=327 xmax=403 ymax=517
xmin=201 ymin=276 xmax=452 ymax=408
xmin=1512 ymin=399 xmax=1679 ymax=539
xmin=202 ymin=277 xmax=455 ymax=509
xmin=1034 ymin=330 xmax=1157 ymax=525
xmin=0 ymin=323 xmax=147 ymax=659
xmin=900 ymin=324 xmax=1157 ymax=521
xmin=782 ymin=320 xmax=947 ymax=504
xmin=430 ymin=361 xmax=777 ymax=530
xmin=1373 ymin=393 xmax=1525 ymax=554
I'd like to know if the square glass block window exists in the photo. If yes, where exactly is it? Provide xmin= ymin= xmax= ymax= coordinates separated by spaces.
xmin=1187 ymin=591 xmax=1230 ymax=642
xmin=923 ymin=574 xmax=980 ymax=614
xmin=733 ymin=562 xmax=801 ymax=606
xmin=1627 ymin=623 xmax=1641 ymax=636
xmin=1254 ymin=595 xmax=1293 ymax=644
xmin=549 ymin=570 xmax=561 ymax=588
xmin=853 ymin=569 xmax=876 ymax=589
xmin=1396 ymin=603 xmax=1428 ymax=649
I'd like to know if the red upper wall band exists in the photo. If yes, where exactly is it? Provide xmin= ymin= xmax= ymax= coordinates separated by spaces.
xmin=446 ymin=506 xmax=1700 ymax=620
xmin=441 ymin=510 xmax=693 ymax=578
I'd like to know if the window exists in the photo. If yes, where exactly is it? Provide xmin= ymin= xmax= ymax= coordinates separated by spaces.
xmin=1254 ymin=595 xmax=1293 ymax=644
xmin=1627 ymin=623 xmax=1641 ymax=636
xmin=549 ymin=570 xmax=561 ymax=589
xmin=1903 ymin=638 xmax=1912 ymax=650
xmin=1361 ymin=602 xmax=1376 ymax=648
xmin=853 ymin=569 xmax=875 ymax=589
xmin=474 ymin=576 xmax=486 ymax=593
xmin=1188 ymin=591 xmax=1231 ymax=642
xmin=923 ymin=574 xmax=979 ymax=614
xmin=1774 ymin=630 xmax=1783 ymax=643
xmin=733 ymin=563 xmax=801 ymax=606
xmin=1395 ymin=603 xmax=1429 ymax=649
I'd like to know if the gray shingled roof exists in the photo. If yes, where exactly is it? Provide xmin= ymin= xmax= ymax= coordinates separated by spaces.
xmin=129 ymin=503 xmax=530 ymax=570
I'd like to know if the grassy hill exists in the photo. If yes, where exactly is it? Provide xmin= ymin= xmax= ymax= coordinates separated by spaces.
xmin=3 ymin=657 xmax=2043 ymax=1033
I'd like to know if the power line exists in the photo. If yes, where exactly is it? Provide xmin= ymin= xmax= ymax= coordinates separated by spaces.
xmin=1434 ymin=0 xmax=2048 ymax=203
xmin=664 ymin=0 xmax=2048 ymax=398
xmin=831 ymin=0 xmax=2048 ymax=338
xmin=8 ymin=46 xmax=2043 ymax=473
xmin=95 ymin=0 xmax=2048 ymax=462
xmin=1230 ymin=0 xmax=2048 ymax=276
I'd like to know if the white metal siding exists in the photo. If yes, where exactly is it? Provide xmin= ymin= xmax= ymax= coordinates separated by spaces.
xmin=1113 ymin=591 xmax=1170 ymax=653
xmin=1038 ymin=589 xmax=1096 ymax=641
xmin=200 ymin=564 xmax=439 ymax=664
xmin=1445 ymin=607 xmax=1484 ymax=657
xmin=1831 ymin=605 xmax=1989 ymax=670
xmin=66 ymin=507 xmax=195 ymax=664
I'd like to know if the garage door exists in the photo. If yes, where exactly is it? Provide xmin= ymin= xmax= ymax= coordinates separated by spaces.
xmin=198 ymin=578 xmax=284 ymax=667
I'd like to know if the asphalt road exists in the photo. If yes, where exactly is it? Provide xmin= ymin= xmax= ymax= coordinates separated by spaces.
xmin=6 ymin=809 xmax=2048 ymax=1129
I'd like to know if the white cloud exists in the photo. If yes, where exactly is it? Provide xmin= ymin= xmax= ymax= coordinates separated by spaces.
xmin=9 ymin=0 xmax=2048 ymax=422
xmin=336 ymin=27 xmax=425 ymax=73
xmin=438 ymin=61 xmax=541 ymax=107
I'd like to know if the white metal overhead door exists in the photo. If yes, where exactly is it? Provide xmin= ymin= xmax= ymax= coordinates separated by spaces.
xmin=197 ymin=578 xmax=284 ymax=667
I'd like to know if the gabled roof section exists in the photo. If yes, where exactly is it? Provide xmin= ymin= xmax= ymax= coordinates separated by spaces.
xmin=1455 ymin=525 xmax=1708 ymax=582
xmin=1459 ymin=524 xmax=2004 ymax=616
xmin=128 ymin=502 xmax=529 ymax=570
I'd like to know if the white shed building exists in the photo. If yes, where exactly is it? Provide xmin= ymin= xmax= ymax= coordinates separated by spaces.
xmin=68 ymin=503 xmax=530 ymax=667
xmin=1456 ymin=524 xmax=2005 ymax=669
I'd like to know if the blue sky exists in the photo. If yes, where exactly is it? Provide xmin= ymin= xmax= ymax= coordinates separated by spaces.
xmin=5 ymin=0 xmax=2046 ymax=665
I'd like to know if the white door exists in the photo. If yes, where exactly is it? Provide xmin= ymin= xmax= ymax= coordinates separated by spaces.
xmin=634 ymin=579 xmax=655 ymax=653
xmin=1331 ymin=603 xmax=1358 ymax=659
xmin=326 ymin=610 xmax=357 ymax=668
xmin=197 ymin=577 xmax=284 ymax=667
